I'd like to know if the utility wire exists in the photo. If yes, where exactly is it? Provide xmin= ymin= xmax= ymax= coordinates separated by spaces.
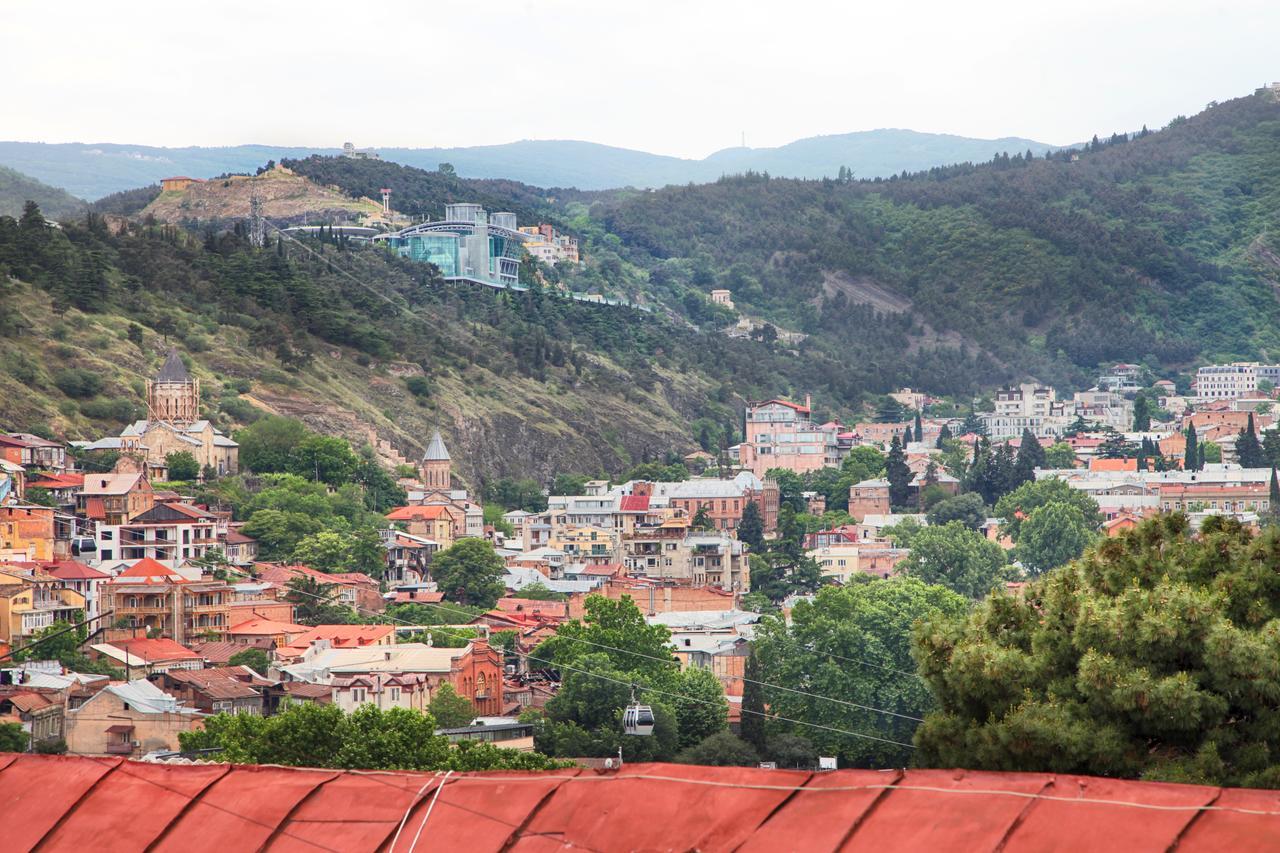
xmin=211 ymin=562 xmax=915 ymax=748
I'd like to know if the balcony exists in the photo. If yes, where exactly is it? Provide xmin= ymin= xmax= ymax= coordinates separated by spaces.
xmin=105 ymin=742 xmax=135 ymax=755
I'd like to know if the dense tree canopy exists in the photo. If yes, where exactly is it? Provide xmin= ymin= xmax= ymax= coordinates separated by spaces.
xmin=753 ymin=578 xmax=968 ymax=768
xmin=914 ymin=514 xmax=1280 ymax=787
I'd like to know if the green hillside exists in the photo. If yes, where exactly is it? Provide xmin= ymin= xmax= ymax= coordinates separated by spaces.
xmin=0 ymin=165 xmax=85 ymax=220
xmin=593 ymin=90 xmax=1280 ymax=389
xmin=0 ymin=203 xmax=844 ymax=484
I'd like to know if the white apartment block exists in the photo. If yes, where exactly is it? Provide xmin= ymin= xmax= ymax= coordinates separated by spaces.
xmin=1194 ymin=363 xmax=1280 ymax=401
xmin=982 ymin=384 xmax=1068 ymax=439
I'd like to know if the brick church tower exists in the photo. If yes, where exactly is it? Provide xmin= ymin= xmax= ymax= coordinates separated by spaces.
xmin=146 ymin=347 xmax=200 ymax=425
xmin=420 ymin=430 xmax=452 ymax=491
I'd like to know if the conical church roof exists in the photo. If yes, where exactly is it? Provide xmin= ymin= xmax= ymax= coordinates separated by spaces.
xmin=155 ymin=347 xmax=190 ymax=383
xmin=422 ymin=429 xmax=450 ymax=462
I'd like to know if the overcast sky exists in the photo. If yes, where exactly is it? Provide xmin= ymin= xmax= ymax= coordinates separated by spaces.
xmin=4 ymin=0 xmax=1277 ymax=158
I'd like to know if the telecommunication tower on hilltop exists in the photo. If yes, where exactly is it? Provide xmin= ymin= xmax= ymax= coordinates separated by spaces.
xmin=380 ymin=188 xmax=392 ymax=215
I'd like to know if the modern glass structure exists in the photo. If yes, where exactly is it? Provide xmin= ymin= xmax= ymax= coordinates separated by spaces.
xmin=378 ymin=204 xmax=530 ymax=289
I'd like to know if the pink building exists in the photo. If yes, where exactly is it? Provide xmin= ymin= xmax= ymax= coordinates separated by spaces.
xmin=739 ymin=398 xmax=845 ymax=477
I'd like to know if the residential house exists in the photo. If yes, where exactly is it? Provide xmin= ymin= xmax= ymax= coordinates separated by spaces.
xmin=45 ymin=559 xmax=110 ymax=621
xmin=76 ymin=473 xmax=154 ymax=526
xmin=281 ymin=639 xmax=503 ymax=716
xmin=330 ymin=673 xmax=430 ymax=712
xmin=738 ymin=397 xmax=846 ymax=477
xmin=0 ymin=686 xmax=66 ymax=746
xmin=64 ymin=679 xmax=204 ymax=757
xmin=275 ymin=623 xmax=396 ymax=661
xmin=807 ymin=542 xmax=909 ymax=583
xmin=255 ymin=563 xmax=383 ymax=615
xmin=6 ymin=433 xmax=67 ymax=471
xmin=617 ymin=472 xmax=780 ymax=534
xmin=91 ymin=637 xmax=204 ymax=676
xmin=386 ymin=505 xmax=455 ymax=548
xmin=93 ymin=500 xmax=221 ymax=568
xmin=99 ymin=558 xmax=233 ymax=644
xmin=0 ymin=566 xmax=85 ymax=646
xmin=148 ymin=666 xmax=266 ymax=715
xmin=848 ymin=479 xmax=891 ymax=521
xmin=0 ymin=504 xmax=55 ymax=561
xmin=223 ymin=528 xmax=258 ymax=565
xmin=982 ymin=384 xmax=1069 ymax=440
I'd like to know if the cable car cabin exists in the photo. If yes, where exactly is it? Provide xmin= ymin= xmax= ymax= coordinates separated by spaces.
xmin=623 ymin=704 xmax=655 ymax=736
xmin=71 ymin=538 xmax=97 ymax=556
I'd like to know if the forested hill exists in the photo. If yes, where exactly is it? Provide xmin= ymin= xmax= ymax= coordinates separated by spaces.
xmin=594 ymin=90 xmax=1280 ymax=389
xmin=0 ymin=165 xmax=85 ymax=220
xmin=0 ymin=202 xmax=859 ymax=484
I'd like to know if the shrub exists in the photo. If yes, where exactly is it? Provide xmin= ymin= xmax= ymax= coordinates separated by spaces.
xmin=54 ymin=368 xmax=102 ymax=398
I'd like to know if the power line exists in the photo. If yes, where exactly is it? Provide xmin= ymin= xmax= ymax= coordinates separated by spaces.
xmin=0 ymin=608 xmax=114 ymax=664
xmin=374 ymin=589 xmax=926 ymax=721
xmin=211 ymin=562 xmax=915 ymax=748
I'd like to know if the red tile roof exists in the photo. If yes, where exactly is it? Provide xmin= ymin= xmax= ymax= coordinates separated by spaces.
xmin=386 ymin=504 xmax=451 ymax=521
xmin=226 ymin=616 xmax=307 ymax=636
xmin=0 ymin=757 xmax=1277 ymax=849
xmin=619 ymin=495 xmax=650 ymax=512
xmin=26 ymin=473 xmax=83 ymax=490
xmin=44 ymin=560 xmax=110 ymax=581
xmin=109 ymin=637 xmax=200 ymax=662
xmin=114 ymin=558 xmax=186 ymax=583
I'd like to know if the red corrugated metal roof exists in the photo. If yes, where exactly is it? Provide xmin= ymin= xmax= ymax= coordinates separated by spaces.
xmin=619 ymin=495 xmax=650 ymax=512
xmin=2 ymin=757 xmax=1280 ymax=850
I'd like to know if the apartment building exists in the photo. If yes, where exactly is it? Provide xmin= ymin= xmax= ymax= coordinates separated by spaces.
xmin=93 ymin=501 xmax=222 ymax=568
xmin=982 ymin=384 xmax=1068 ymax=439
xmin=99 ymin=558 xmax=233 ymax=644
xmin=1194 ymin=362 xmax=1280 ymax=401
xmin=739 ymin=398 xmax=846 ymax=477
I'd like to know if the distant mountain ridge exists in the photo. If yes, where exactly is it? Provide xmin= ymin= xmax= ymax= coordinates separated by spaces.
xmin=0 ymin=128 xmax=1059 ymax=199
xmin=0 ymin=164 xmax=85 ymax=219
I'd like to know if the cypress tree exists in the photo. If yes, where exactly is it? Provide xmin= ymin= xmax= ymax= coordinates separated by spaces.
xmin=936 ymin=423 xmax=952 ymax=449
xmin=740 ymin=651 xmax=766 ymax=753
xmin=886 ymin=435 xmax=912 ymax=509
xmin=913 ymin=412 xmax=924 ymax=444
xmin=1237 ymin=414 xmax=1267 ymax=468
xmin=1185 ymin=424 xmax=1199 ymax=471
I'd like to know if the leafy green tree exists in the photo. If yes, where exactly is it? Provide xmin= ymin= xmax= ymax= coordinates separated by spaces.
xmin=1014 ymin=502 xmax=1096 ymax=576
xmin=994 ymin=478 xmax=1101 ymax=542
xmin=290 ymin=531 xmax=355 ymax=572
xmin=898 ymin=521 xmax=1011 ymax=599
xmin=1098 ymin=428 xmax=1136 ymax=459
xmin=284 ymin=575 xmax=355 ymax=625
xmin=165 ymin=451 xmax=200 ymax=481
xmin=737 ymin=500 xmax=764 ymax=550
xmin=1202 ymin=441 xmax=1222 ymax=464
xmin=676 ymin=731 xmax=760 ymax=767
xmin=0 ymin=722 xmax=28 ymax=752
xmin=428 ymin=683 xmax=477 ymax=728
xmin=691 ymin=504 xmax=714 ymax=531
xmin=549 ymin=473 xmax=591 ymax=496
xmin=517 ymin=580 xmax=566 ymax=601
xmin=242 ymin=509 xmax=326 ymax=559
xmin=228 ymin=648 xmax=271 ymax=673
xmin=182 ymin=700 xmax=565 ymax=771
xmin=753 ymin=578 xmax=968 ymax=767
xmin=925 ymin=492 xmax=987 ymax=530
xmin=538 ymin=595 xmax=675 ymax=684
xmin=842 ymin=446 xmax=885 ymax=483
xmin=885 ymin=435 xmax=911 ymax=509
xmin=767 ymin=733 xmax=817 ymax=769
xmin=671 ymin=666 xmax=729 ymax=749
xmin=430 ymin=538 xmax=506 ymax=608
xmin=1043 ymin=442 xmax=1077 ymax=468
xmin=236 ymin=415 xmax=309 ymax=474
xmin=533 ymin=653 xmax=679 ymax=762
xmin=913 ymin=514 xmax=1280 ymax=786
xmin=289 ymin=434 xmax=360 ymax=486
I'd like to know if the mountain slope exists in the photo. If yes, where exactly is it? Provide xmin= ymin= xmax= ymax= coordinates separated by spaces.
xmin=0 ymin=164 xmax=85 ymax=220
xmin=0 ymin=128 xmax=1058 ymax=199
xmin=591 ymin=91 xmax=1280 ymax=389
xmin=0 ymin=196 xmax=853 ymax=484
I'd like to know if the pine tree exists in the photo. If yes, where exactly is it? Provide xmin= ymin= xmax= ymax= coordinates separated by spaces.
xmin=935 ymin=423 xmax=952 ymax=449
xmin=1014 ymin=427 xmax=1046 ymax=484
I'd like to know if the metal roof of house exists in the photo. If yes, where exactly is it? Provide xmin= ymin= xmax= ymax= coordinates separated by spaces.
xmin=2 ymin=757 xmax=1277 ymax=850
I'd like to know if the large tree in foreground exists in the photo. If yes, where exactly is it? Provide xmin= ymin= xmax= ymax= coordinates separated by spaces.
xmin=430 ymin=538 xmax=506 ymax=608
xmin=753 ymin=577 xmax=967 ymax=768
xmin=913 ymin=514 xmax=1280 ymax=787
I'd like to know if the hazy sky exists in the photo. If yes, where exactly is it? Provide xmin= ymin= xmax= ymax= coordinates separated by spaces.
xmin=4 ymin=0 xmax=1277 ymax=158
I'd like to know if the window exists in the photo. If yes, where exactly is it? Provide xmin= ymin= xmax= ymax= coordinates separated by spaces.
xmin=390 ymin=687 xmax=401 ymax=702
xmin=351 ymin=687 xmax=367 ymax=704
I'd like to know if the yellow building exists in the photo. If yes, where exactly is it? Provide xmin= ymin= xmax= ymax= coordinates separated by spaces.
xmin=0 ymin=569 xmax=86 ymax=646
xmin=549 ymin=525 xmax=621 ymax=563
xmin=0 ymin=504 xmax=55 ymax=561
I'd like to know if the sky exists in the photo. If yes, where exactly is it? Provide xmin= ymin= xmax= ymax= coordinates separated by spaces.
xmin=3 ymin=0 xmax=1278 ymax=158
